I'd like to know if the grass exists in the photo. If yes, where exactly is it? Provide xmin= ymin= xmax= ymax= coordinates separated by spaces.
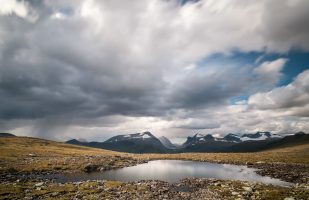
xmin=0 ymin=136 xmax=118 ymax=157
xmin=0 ymin=136 xmax=124 ymax=172
xmin=136 ymin=143 xmax=309 ymax=164
xmin=0 ymin=136 xmax=308 ymax=173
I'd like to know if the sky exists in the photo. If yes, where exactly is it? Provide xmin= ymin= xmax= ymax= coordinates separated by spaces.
xmin=0 ymin=0 xmax=309 ymax=143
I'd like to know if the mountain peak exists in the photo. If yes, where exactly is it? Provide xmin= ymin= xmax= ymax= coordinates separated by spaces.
xmin=141 ymin=131 xmax=154 ymax=138
xmin=223 ymin=133 xmax=241 ymax=142
xmin=193 ymin=133 xmax=204 ymax=138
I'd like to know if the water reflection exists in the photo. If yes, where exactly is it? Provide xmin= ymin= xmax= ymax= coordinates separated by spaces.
xmin=50 ymin=160 xmax=292 ymax=186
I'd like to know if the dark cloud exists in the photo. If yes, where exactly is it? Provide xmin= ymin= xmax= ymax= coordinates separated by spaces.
xmin=0 ymin=0 xmax=309 ymax=138
xmin=166 ymin=66 xmax=250 ymax=109
xmin=262 ymin=0 xmax=309 ymax=51
xmin=173 ymin=119 xmax=220 ymax=130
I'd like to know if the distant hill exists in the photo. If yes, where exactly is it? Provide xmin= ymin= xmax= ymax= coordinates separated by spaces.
xmin=66 ymin=131 xmax=309 ymax=154
xmin=0 ymin=133 xmax=16 ymax=137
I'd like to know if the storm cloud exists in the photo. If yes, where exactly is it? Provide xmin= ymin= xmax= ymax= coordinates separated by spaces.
xmin=0 ymin=0 xmax=309 ymax=140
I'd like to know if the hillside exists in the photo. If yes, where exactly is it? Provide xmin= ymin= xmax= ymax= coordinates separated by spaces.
xmin=0 ymin=136 xmax=137 ymax=172
xmin=1 ymin=136 xmax=309 ymax=174
xmin=136 ymin=143 xmax=309 ymax=165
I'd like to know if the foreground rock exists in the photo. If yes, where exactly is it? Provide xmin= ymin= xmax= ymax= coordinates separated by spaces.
xmin=250 ymin=162 xmax=309 ymax=184
xmin=1 ymin=178 xmax=308 ymax=200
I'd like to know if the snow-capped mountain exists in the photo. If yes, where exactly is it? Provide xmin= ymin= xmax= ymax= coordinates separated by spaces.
xmin=183 ymin=132 xmax=282 ymax=146
xmin=223 ymin=133 xmax=241 ymax=142
xmin=240 ymin=131 xmax=282 ymax=141
xmin=105 ymin=132 xmax=155 ymax=143
xmin=66 ymin=131 xmax=306 ymax=153
xmin=182 ymin=133 xmax=215 ymax=147
xmin=67 ymin=131 xmax=168 ymax=153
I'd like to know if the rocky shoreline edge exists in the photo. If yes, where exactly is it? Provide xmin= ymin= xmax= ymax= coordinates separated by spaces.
xmin=1 ymin=156 xmax=308 ymax=199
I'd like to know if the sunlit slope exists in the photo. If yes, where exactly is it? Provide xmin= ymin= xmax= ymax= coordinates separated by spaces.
xmin=0 ymin=136 xmax=119 ymax=158
xmin=136 ymin=143 xmax=309 ymax=164
xmin=0 ymin=136 xmax=123 ymax=172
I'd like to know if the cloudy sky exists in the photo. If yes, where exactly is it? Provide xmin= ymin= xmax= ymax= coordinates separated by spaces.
xmin=1 ymin=0 xmax=309 ymax=143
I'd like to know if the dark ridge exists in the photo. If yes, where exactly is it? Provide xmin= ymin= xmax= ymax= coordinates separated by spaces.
xmin=0 ymin=133 xmax=16 ymax=137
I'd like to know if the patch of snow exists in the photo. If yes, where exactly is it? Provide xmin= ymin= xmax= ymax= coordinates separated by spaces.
xmin=199 ymin=138 xmax=205 ymax=141
xmin=271 ymin=134 xmax=282 ymax=138
xmin=142 ymin=134 xmax=151 ymax=139
xmin=196 ymin=133 xmax=204 ymax=137
xmin=214 ymin=137 xmax=223 ymax=141
xmin=229 ymin=134 xmax=240 ymax=138
xmin=240 ymin=134 xmax=268 ymax=141
xmin=123 ymin=135 xmax=131 ymax=137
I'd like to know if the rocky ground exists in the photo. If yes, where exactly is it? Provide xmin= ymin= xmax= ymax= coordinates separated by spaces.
xmin=0 ymin=178 xmax=308 ymax=200
xmin=248 ymin=162 xmax=309 ymax=184
xmin=1 ymin=156 xmax=309 ymax=199
xmin=0 ymin=158 xmax=308 ymax=200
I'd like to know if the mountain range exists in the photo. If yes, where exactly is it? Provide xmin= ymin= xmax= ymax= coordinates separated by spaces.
xmin=66 ymin=131 xmax=309 ymax=153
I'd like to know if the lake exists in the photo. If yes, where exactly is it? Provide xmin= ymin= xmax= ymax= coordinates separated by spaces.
xmin=49 ymin=160 xmax=292 ymax=186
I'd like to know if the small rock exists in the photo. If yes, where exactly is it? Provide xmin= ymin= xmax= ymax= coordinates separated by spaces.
xmin=35 ymin=182 xmax=44 ymax=187
xmin=84 ymin=163 xmax=98 ymax=173
xmin=51 ymin=192 xmax=59 ymax=197
xmin=242 ymin=186 xmax=252 ymax=192
xmin=284 ymin=197 xmax=295 ymax=200
xmin=246 ymin=162 xmax=253 ymax=165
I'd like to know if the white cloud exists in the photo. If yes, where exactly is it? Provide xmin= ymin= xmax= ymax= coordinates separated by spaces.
xmin=253 ymin=58 xmax=288 ymax=87
xmin=0 ymin=0 xmax=38 ymax=22
xmin=0 ymin=0 xmax=28 ymax=18
xmin=249 ymin=70 xmax=309 ymax=112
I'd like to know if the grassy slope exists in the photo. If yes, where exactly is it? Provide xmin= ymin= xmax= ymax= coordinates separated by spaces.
xmin=0 ymin=136 xmax=118 ymax=158
xmin=136 ymin=143 xmax=309 ymax=164
xmin=0 ymin=137 xmax=122 ymax=172
xmin=0 ymin=136 xmax=308 ymax=172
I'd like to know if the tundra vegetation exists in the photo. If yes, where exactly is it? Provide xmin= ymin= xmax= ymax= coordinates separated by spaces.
xmin=0 ymin=136 xmax=308 ymax=199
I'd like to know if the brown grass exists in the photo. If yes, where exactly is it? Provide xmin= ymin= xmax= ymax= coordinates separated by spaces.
xmin=135 ymin=143 xmax=309 ymax=164
xmin=0 ymin=136 xmax=308 ymax=173
xmin=0 ymin=136 xmax=118 ymax=158
xmin=0 ymin=137 xmax=122 ymax=172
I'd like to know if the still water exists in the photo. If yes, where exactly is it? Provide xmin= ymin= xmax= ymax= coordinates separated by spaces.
xmin=50 ymin=160 xmax=292 ymax=186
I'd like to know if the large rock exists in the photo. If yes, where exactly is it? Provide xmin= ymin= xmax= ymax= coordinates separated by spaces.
xmin=83 ymin=164 xmax=99 ymax=173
